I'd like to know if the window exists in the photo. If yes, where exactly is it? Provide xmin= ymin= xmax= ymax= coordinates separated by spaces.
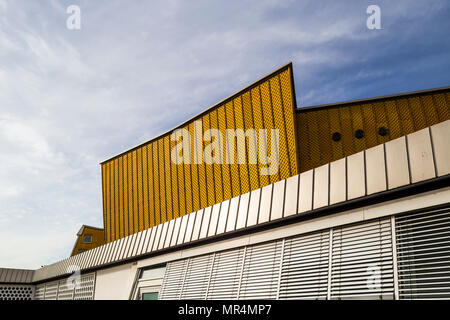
xmin=139 ymin=265 xmax=166 ymax=280
xmin=82 ymin=234 xmax=92 ymax=243
xmin=142 ymin=292 xmax=158 ymax=300
xmin=78 ymin=249 xmax=86 ymax=254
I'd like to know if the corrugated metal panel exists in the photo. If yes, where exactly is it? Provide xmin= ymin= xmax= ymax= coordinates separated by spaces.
xmin=296 ymin=88 xmax=450 ymax=173
xmin=279 ymin=231 xmax=329 ymax=299
xmin=330 ymin=219 xmax=394 ymax=299
xmin=396 ymin=208 xmax=450 ymax=299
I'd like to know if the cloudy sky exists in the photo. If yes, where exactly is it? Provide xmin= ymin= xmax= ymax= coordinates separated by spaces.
xmin=0 ymin=0 xmax=449 ymax=269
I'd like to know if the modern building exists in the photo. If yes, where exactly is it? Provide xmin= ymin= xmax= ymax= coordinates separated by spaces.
xmin=1 ymin=63 xmax=450 ymax=300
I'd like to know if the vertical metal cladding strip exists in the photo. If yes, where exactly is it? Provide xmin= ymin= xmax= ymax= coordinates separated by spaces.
xmin=284 ymin=174 xmax=299 ymax=217
xmin=329 ymin=158 xmax=346 ymax=205
xmin=142 ymin=145 xmax=150 ymax=230
xmin=163 ymin=135 xmax=174 ymax=221
xmin=236 ymin=192 xmax=250 ymax=230
xmin=132 ymin=150 xmax=139 ymax=234
xmin=170 ymin=217 xmax=182 ymax=247
xmin=313 ymin=164 xmax=329 ymax=209
xmin=196 ymin=116 xmax=208 ymax=210
xmin=177 ymin=215 xmax=189 ymax=246
xmin=114 ymin=158 xmax=119 ymax=241
xmin=101 ymin=164 xmax=107 ymax=243
xmin=123 ymin=154 xmax=129 ymax=237
xmin=119 ymin=235 xmax=130 ymax=260
xmin=226 ymin=197 xmax=240 ymax=232
xmin=433 ymin=92 xmax=450 ymax=122
xmin=259 ymin=184 xmax=273 ymax=224
xmin=305 ymin=111 xmax=321 ymax=170
xmin=350 ymin=104 xmax=367 ymax=152
xmin=105 ymin=162 xmax=111 ymax=242
xmin=408 ymin=96 xmax=427 ymax=131
xmin=208 ymin=203 xmax=221 ymax=237
xmin=211 ymin=108 xmax=224 ymax=203
xmin=191 ymin=209 xmax=204 ymax=241
xmin=360 ymin=103 xmax=378 ymax=148
xmin=246 ymin=188 xmax=261 ymax=227
xmin=430 ymin=119 xmax=450 ymax=176
xmin=260 ymin=80 xmax=279 ymax=184
xmin=242 ymin=91 xmax=259 ymax=191
xmin=199 ymin=206 xmax=212 ymax=239
xmin=126 ymin=234 xmax=138 ymax=259
xmin=170 ymin=131 xmax=180 ymax=219
xmin=118 ymin=156 xmax=124 ymax=239
xmin=235 ymin=96 xmax=250 ymax=195
xmin=127 ymin=153 xmax=134 ymax=235
xmin=175 ymin=129 xmax=186 ymax=217
xmin=164 ymin=219 xmax=175 ymax=248
xmin=296 ymin=112 xmax=310 ymax=173
xmin=396 ymin=97 xmax=415 ymax=135
xmin=406 ymin=128 xmax=436 ymax=183
xmin=203 ymin=113 xmax=215 ymax=207
xmin=223 ymin=101 xmax=237 ymax=199
xmin=132 ymin=231 xmax=144 ymax=256
xmin=347 ymin=151 xmax=366 ymax=200
xmin=217 ymin=200 xmax=229 ymax=235
xmin=327 ymin=107 xmax=344 ymax=162
xmin=317 ymin=108 xmax=333 ymax=168
xmin=137 ymin=148 xmax=144 ymax=232
xmin=184 ymin=212 xmax=196 ymax=244
xmin=298 ymin=169 xmax=313 ymax=213
xmin=188 ymin=123 xmax=200 ymax=213
xmin=158 ymin=139 xmax=167 ymax=224
xmin=339 ymin=106 xmax=355 ymax=161
xmin=373 ymin=101 xmax=391 ymax=145
xmin=420 ymin=94 xmax=439 ymax=126
xmin=385 ymin=136 xmax=410 ymax=189
xmin=183 ymin=124 xmax=194 ymax=216
xmin=158 ymin=222 xmax=169 ymax=250
xmin=152 ymin=142 xmax=161 ymax=225
xmin=145 ymin=227 xmax=156 ymax=253
xmin=271 ymin=179 xmax=286 ymax=221
xmin=280 ymin=68 xmax=299 ymax=176
xmin=384 ymin=99 xmax=403 ymax=141
xmin=147 ymin=143 xmax=156 ymax=227
xmin=251 ymin=85 xmax=268 ymax=187
xmin=365 ymin=144 xmax=387 ymax=195
xmin=152 ymin=223 xmax=162 ymax=252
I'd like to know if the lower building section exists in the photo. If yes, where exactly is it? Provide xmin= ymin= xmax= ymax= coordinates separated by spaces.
xmin=29 ymin=187 xmax=450 ymax=300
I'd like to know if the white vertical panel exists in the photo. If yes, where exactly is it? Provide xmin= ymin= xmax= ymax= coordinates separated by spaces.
xmin=177 ymin=215 xmax=189 ymax=245
xmin=191 ymin=210 xmax=204 ymax=242
xmin=184 ymin=213 xmax=196 ymax=244
xmin=247 ymin=189 xmax=261 ymax=227
xmin=284 ymin=175 xmax=299 ymax=217
xmin=271 ymin=179 xmax=286 ymax=221
xmin=199 ymin=206 xmax=212 ymax=239
xmin=430 ymin=119 xmax=450 ymax=176
xmin=170 ymin=218 xmax=182 ymax=247
xmin=298 ymin=169 xmax=313 ymax=213
xmin=258 ymin=184 xmax=273 ymax=223
xmin=407 ymin=128 xmax=436 ymax=183
xmin=385 ymin=136 xmax=410 ymax=189
xmin=347 ymin=152 xmax=365 ymax=200
xmin=330 ymin=158 xmax=346 ymax=205
xmin=217 ymin=201 xmax=230 ymax=234
xmin=164 ymin=220 xmax=175 ymax=248
xmin=226 ymin=197 xmax=240 ymax=232
xmin=365 ymin=144 xmax=387 ymax=195
xmin=236 ymin=192 xmax=250 ymax=230
xmin=208 ymin=204 xmax=221 ymax=237
xmin=152 ymin=225 xmax=162 ymax=251
xmin=158 ymin=222 xmax=170 ymax=250
xmin=313 ymin=164 xmax=329 ymax=209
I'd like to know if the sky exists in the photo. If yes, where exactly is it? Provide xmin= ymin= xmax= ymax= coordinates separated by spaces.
xmin=0 ymin=0 xmax=449 ymax=269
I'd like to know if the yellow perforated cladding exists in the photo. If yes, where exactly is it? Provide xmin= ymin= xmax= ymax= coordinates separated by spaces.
xmin=295 ymin=89 xmax=450 ymax=173
xmin=101 ymin=64 xmax=298 ymax=242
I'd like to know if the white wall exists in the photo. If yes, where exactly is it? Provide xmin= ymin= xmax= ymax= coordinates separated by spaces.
xmin=94 ymin=262 xmax=137 ymax=300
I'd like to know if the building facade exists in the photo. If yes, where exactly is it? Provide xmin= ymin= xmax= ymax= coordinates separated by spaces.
xmin=1 ymin=63 xmax=450 ymax=300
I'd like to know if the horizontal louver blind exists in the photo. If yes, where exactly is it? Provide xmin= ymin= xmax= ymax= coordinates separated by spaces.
xmin=279 ymin=231 xmax=329 ymax=299
xmin=396 ymin=208 xmax=450 ymax=299
xmin=159 ymin=259 xmax=188 ymax=300
xmin=331 ymin=219 xmax=394 ymax=299
xmin=239 ymin=241 xmax=283 ymax=299
xmin=180 ymin=254 xmax=214 ymax=300
xmin=207 ymin=248 xmax=244 ymax=300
